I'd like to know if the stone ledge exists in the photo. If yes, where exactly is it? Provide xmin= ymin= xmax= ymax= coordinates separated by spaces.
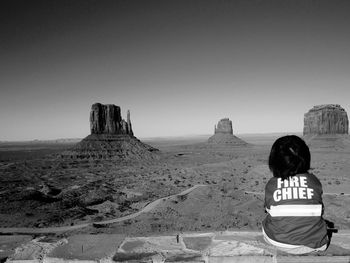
xmin=2 ymin=231 xmax=350 ymax=263
xmin=0 ymin=235 xmax=33 ymax=261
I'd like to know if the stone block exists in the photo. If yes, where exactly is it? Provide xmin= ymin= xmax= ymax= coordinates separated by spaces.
xmin=113 ymin=251 xmax=157 ymax=262
xmin=47 ymin=234 xmax=125 ymax=261
xmin=164 ymin=253 xmax=204 ymax=262
xmin=0 ymin=235 xmax=32 ymax=261
xmin=276 ymin=256 xmax=350 ymax=263
xmin=182 ymin=236 xmax=212 ymax=251
xmin=119 ymin=236 xmax=183 ymax=253
xmin=209 ymin=255 xmax=273 ymax=263
xmin=209 ymin=240 xmax=265 ymax=257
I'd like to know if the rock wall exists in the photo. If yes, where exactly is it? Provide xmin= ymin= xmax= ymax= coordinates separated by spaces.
xmin=303 ymin=104 xmax=349 ymax=135
xmin=214 ymin=118 xmax=233 ymax=134
xmin=90 ymin=103 xmax=133 ymax=135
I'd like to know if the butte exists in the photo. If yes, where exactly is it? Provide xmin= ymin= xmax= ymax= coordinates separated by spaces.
xmin=63 ymin=103 xmax=158 ymax=160
xmin=303 ymin=104 xmax=350 ymax=149
xmin=208 ymin=118 xmax=247 ymax=146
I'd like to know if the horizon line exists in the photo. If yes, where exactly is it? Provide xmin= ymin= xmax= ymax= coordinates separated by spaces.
xmin=0 ymin=131 xmax=304 ymax=143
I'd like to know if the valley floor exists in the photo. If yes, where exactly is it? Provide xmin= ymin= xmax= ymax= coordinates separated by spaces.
xmin=0 ymin=134 xmax=350 ymax=236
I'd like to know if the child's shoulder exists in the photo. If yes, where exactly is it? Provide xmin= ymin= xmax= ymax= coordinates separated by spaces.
xmin=303 ymin=172 xmax=322 ymax=184
xmin=265 ymin=176 xmax=277 ymax=191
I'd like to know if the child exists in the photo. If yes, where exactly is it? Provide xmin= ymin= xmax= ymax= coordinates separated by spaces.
xmin=262 ymin=135 xmax=328 ymax=254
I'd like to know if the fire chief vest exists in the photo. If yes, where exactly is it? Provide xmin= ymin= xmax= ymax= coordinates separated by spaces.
xmin=262 ymin=173 xmax=328 ymax=249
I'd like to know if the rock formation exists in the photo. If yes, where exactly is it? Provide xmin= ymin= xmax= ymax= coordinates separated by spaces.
xmin=303 ymin=104 xmax=349 ymax=135
xmin=90 ymin=103 xmax=133 ymax=135
xmin=63 ymin=103 xmax=158 ymax=160
xmin=208 ymin=118 xmax=247 ymax=145
xmin=214 ymin=118 xmax=233 ymax=134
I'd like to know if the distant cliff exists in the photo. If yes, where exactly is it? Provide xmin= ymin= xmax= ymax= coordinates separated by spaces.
xmin=303 ymin=104 xmax=348 ymax=135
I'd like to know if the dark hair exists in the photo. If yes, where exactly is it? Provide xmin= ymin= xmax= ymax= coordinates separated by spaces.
xmin=268 ymin=135 xmax=310 ymax=180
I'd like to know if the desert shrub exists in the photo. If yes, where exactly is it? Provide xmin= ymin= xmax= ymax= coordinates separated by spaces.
xmin=177 ymin=194 xmax=187 ymax=202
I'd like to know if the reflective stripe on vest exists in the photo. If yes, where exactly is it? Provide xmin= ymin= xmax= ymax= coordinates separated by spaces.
xmin=268 ymin=204 xmax=322 ymax=217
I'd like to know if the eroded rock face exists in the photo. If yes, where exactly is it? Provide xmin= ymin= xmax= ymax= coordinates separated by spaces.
xmin=90 ymin=103 xmax=133 ymax=135
xmin=303 ymin=104 xmax=349 ymax=135
xmin=215 ymin=118 xmax=233 ymax=134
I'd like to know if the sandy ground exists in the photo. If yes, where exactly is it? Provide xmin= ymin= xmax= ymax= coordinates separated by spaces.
xmin=0 ymin=134 xmax=349 ymax=236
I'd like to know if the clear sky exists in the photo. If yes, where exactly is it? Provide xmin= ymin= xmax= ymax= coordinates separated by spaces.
xmin=1 ymin=0 xmax=350 ymax=140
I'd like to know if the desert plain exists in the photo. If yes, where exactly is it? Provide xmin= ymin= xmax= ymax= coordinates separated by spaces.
xmin=0 ymin=133 xmax=350 ymax=236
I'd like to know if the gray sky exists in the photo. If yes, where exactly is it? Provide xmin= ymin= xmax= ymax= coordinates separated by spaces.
xmin=1 ymin=0 xmax=350 ymax=140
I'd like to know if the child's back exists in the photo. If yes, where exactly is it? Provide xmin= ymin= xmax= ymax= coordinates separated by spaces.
xmin=262 ymin=135 xmax=328 ymax=253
